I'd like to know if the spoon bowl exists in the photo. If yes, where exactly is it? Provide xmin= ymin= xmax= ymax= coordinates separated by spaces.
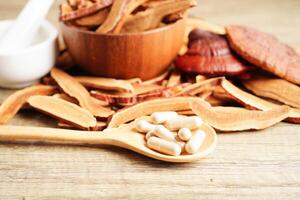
xmin=0 ymin=120 xmax=217 ymax=163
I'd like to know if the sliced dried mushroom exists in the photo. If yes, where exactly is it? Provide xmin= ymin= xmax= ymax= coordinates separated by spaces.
xmin=226 ymin=25 xmax=300 ymax=85
xmin=51 ymin=68 xmax=114 ymax=119
xmin=166 ymin=70 xmax=181 ymax=87
xmin=74 ymin=76 xmax=134 ymax=92
xmin=108 ymin=97 xmax=201 ymax=128
xmin=121 ymin=0 xmax=196 ymax=33
xmin=175 ymin=77 xmax=222 ymax=96
xmin=90 ymin=83 xmax=166 ymax=106
xmin=96 ymin=0 xmax=131 ymax=33
xmin=175 ymin=29 xmax=251 ymax=76
xmin=242 ymin=76 xmax=300 ymax=108
xmin=220 ymin=79 xmax=300 ymax=124
xmin=112 ymin=0 xmax=149 ymax=33
xmin=75 ymin=8 xmax=110 ymax=26
xmin=28 ymin=96 xmax=97 ymax=130
xmin=190 ymin=99 xmax=290 ymax=131
xmin=0 ymin=85 xmax=56 ymax=124
xmin=60 ymin=0 xmax=113 ymax=21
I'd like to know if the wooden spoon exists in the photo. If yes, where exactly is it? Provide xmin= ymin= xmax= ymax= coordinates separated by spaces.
xmin=0 ymin=120 xmax=217 ymax=163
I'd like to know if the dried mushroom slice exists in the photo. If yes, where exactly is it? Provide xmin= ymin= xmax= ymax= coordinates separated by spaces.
xmin=220 ymin=79 xmax=300 ymax=124
xmin=0 ymin=85 xmax=56 ymax=124
xmin=242 ymin=76 xmax=300 ymax=109
xmin=108 ymin=97 xmax=201 ymax=128
xmin=190 ymin=99 xmax=290 ymax=132
xmin=96 ymin=0 xmax=131 ymax=33
xmin=112 ymin=0 xmax=149 ymax=33
xmin=226 ymin=25 xmax=300 ymax=85
xmin=60 ymin=0 xmax=113 ymax=21
xmin=75 ymin=8 xmax=110 ymax=26
xmin=28 ymin=96 xmax=97 ymax=130
xmin=51 ymin=68 xmax=114 ymax=119
xmin=74 ymin=76 xmax=134 ymax=92
xmin=121 ymin=0 xmax=196 ymax=33
xmin=175 ymin=29 xmax=251 ymax=76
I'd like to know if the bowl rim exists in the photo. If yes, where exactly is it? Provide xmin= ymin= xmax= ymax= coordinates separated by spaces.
xmin=60 ymin=18 xmax=185 ymax=37
xmin=0 ymin=19 xmax=58 ymax=56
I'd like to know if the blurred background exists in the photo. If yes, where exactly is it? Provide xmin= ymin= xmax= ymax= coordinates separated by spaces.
xmin=1 ymin=0 xmax=299 ymax=46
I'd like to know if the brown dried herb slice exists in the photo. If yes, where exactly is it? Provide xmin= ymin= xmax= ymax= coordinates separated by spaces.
xmin=190 ymin=99 xmax=290 ymax=132
xmin=226 ymin=25 xmax=300 ymax=85
xmin=60 ymin=0 xmax=113 ymax=21
xmin=121 ymin=0 xmax=196 ymax=33
xmin=175 ymin=77 xmax=222 ymax=96
xmin=242 ymin=76 xmax=300 ymax=108
xmin=166 ymin=70 xmax=181 ymax=87
xmin=0 ymin=85 xmax=56 ymax=124
xmin=142 ymin=69 xmax=171 ymax=85
xmin=112 ymin=0 xmax=149 ymax=33
xmin=96 ymin=0 xmax=131 ymax=33
xmin=108 ymin=97 xmax=201 ymax=127
xmin=74 ymin=76 xmax=134 ymax=92
xmin=51 ymin=68 xmax=114 ymax=119
xmin=220 ymin=79 xmax=300 ymax=124
xmin=75 ymin=8 xmax=110 ymax=26
xmin=28 ymin=96 xmax=97 ymax=130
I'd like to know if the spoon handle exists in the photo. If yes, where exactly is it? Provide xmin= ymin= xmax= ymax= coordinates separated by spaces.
xmin=0 ymin=125 xmax=113 ymax=145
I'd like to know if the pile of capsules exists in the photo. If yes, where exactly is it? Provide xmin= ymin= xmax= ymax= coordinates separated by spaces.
xmin=135 ymin=112 xmax=206 ymax=156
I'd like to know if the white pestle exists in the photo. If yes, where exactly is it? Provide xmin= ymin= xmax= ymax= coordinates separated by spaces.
xmin=0 ymin=0 xmax=54 ymax=53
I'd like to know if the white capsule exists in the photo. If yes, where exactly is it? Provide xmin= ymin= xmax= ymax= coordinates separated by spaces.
xmin=147 ymin=136 xmax=182 ymax=156
xmin=164 ymin=116 xmax=203 ymax=131
xmin=151 ymin=111 xmax=178 ymax=124
xmin=135 ymin=120 xmax=155 ymax=133
xmin=175 ymin=136 xmax=186 ymax=150
xmin=153 ymin=125 xmax=176 ymax=141
xmin=145 ymin=130 xmax=155 ymax=140
xmin=185 ymin=130 xmax=206 ymax=154
xmin=178 ymin=128 xmax=192 ymax=141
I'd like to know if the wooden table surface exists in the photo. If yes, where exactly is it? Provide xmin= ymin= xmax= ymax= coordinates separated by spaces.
xmin=1 ymin=1 xmax=300 ymax=199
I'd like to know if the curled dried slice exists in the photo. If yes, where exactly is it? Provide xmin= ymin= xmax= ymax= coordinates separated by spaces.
xmin=51 ymin=68 xmax=114 ymax=118
xmin=60 ymin=0 xmax=113 ymax=21
xmin=176 ymin=77 xmax=222 ymax=96
xmin=108 ymin=97 xmax=201 ymax=128
xmin=112 ymin=0 xmax=149 ymax=33
xmin=121 ymin=0 xmax=196 ymax=33
xmin=166 ymin=70 xmax=181 ymax=87
xmin=96 ymin=0 xmax=130 ymax=33
xmin=0 ymin=85 xmax=56 ymax=124
xmin=242 ymin=76 xmax=300 ymax=108
xmin=90 ymin=84 xmax=165 ymax=106
xmin=175 ymin=29 xmax=251 ymax=76
xmin=220 ymin=79 xmax=300 ymax=124
xmin=142 ymin=69 xmax=171 ymax=85
xmin=53 ymin=93 xmax=79 ymax=105
xmin=28 ymin=96 xmax=97 ymax=130
xmin=75 ymin=8 xmax=110 ymax=26
xmin=58 ymin=121 xmax=106 ymax=131
xmin=190 ymin=100 xmax=290 ymax=131
xmin=226 ymin=25 xmax=300 ymax=85
xmin=74 ymin=76 xmax=134 ymax=92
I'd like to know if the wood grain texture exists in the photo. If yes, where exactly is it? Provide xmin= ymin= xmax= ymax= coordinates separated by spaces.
xmin=0 ymin=0 xmax=300 ymax=199
xmin=60 ymin=19 xmax=185 ymax=80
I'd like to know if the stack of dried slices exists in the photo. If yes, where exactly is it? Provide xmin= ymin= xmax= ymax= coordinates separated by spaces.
xmin=60 ymin=0 xmax=196 ymax=33
xmin=1 ymin=14 xmax=300 ymax=133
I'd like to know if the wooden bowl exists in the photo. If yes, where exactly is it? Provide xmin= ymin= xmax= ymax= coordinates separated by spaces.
xmin=60 ymin=19 xmax=186 ymax=80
